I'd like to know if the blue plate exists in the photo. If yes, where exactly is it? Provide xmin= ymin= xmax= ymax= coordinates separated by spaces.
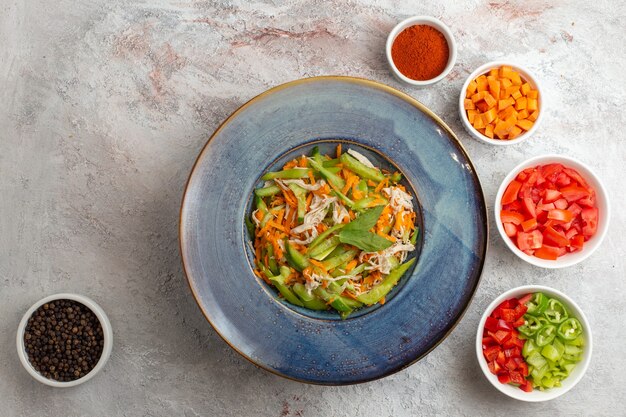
xmin=180 ymin=77 xmax=487 ymax=385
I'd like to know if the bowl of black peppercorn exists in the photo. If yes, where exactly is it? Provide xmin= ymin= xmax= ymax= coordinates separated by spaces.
xmin=16 ymin=293 xmax=113 ymax=387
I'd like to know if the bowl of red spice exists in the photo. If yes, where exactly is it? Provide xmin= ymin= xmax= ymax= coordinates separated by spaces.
xmin=16 ymin=293 xmax=113 ymax=387
xmin=386 ymin=16 xmax=457 ymax=87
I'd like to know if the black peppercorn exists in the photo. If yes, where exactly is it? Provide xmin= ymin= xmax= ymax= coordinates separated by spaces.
xmin=23 ymin=299 xmax=104 ymax=382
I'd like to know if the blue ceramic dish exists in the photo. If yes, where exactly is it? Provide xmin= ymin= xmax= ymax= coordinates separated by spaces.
xmin=180 ymin=76 xmax=487 ymax=384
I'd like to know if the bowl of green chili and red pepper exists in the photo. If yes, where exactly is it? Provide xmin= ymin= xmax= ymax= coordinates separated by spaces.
xmin=476 ymin=285 xmax=592 ymax=402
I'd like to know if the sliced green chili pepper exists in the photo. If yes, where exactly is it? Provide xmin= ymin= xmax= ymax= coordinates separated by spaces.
xmin=544 ymin=298 xmax=569 ymax=324
xmin=292 ymin=283 xmax=328 ymax=310
xmin=526 ymin=350 xmax=547 ymax=368
xmin=322 ymin=158 xmax=340 ymax=167
xmin=255 ymin=195 xmax=268 ymax=212
xmin=330 ymin=189 xmax=355 ymax=209
xmin=339 ymin=153 xmax=385 ymax=182
xmin=390 ymin=172 xmax=402 ymax=183
xmin=309 ymin=158 xmax=345 ymax=190
xmin=267 ymin=266 xmax=304 ymax=307
xmin=535 ymin=324 xmax=557 ymax=346
xmin=557 ymin=317 xmax=583 ymax=341
xmin=308 ymin=224 xmax=344 ymax=251
xmin=262 ymin=168 xmax=311 ymax=180
xmin=309 ymin=235 xmax=341 ymax=260
xmin=285 ymin=241 xmax=309 ymax=272
xmin=288 ymin=183 xmax=307 ymax=223
xmin=541 ymin=339 xmax=564 ymax=362
xmin=356 ymin=258 xmax=415 ymax=305
xmin=526 ymin=292 xmax=549 ymax=315
xmin=357 ymin=179 xmax=368 ymax=194
xmin=245 ymin=217 xmax=255 ymax=239
xmin=314 ymin=287 xmax=353 ymax=313
xmin=322 ymin=249 xmax=359 ymax=271
xmin=518 ymin=314 xmax=549 ymax=337
xmin=351 ymin=196 xmax=388 ymax=211
xmin=266 ymin=243 xmax=279 ymax=275
xmin=255 ymin=185 xmax=281 ymax=198
xmin=409 ymin=227 xmax=419 ymax=245
xmin=522 ymin=338 xmax=538 ymax=357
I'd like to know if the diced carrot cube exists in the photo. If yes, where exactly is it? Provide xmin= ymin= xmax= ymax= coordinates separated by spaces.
xmin=528 ymin=110 xmax=539 ymax=121
xmin=467 ymin=80 xmax=478 ymax=97
xmin=521 ymin=83 xmax=531 ymax=95
xmin=517 ymin=119 xmax=534 ymax=131
xmin=499 ymin=65 xmax=514 ymax=78
xmin=527 ymin=90 xmax=539 ymax=99
xmin=464 ymin=99 xmax=476 ymax=110
xmin=473 ymin=115 xmax=485 ymax=129
xmin=510 ymin=72 xmax=522 ymax=85
xmin=471 ymin=91 xmax=486 ymax=103
xmin=508 ymin=126 xmax=523 ymax=139
xmin=485 ymin=124 xmax=495 ymax=138
xmin=467 ymin=109 xmax=477 ymax=124
xmin=484 ymin=93 xmax=497 ymax=108
xmin=527 ymin=98 xmax=538 ymax=111
xmin=498 ymin=97 xmax=515 ymax=111
xmin=477 ymin=128 xmax=486 ymax=134
xmin=517 ymin=109 xmax=529 ymax=119
xmin=489 ymin=68 xmax=499 ymax=77
xmin=505 ymin=85 xmax=520 ymax=97
xmin=488 ymin=79 xmax=501 ymax=98
xmin=476 ymin=75 xmax=488 ymax=92
xmin=498 ymin=106 xmax=516 ymax=120
xmin=476 ymin=101 xmax=490 ymax=112
xmin=501 ymin=78 xmax=513 ymax=89
xmin=483 ymin=108 xmax=497 ymax=124
xmin=515 ymin=97 xmax=527 ymax=110
xmin=511 ymin=90 xmax=522 ymax=100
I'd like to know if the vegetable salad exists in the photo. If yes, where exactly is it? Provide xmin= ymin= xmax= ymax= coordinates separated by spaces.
xmin=248 ymin=145 xmax=418 ymax=318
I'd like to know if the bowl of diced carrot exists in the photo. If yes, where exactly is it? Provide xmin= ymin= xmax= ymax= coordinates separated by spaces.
xmin=459 ymin=62 xmax=543 ymax=145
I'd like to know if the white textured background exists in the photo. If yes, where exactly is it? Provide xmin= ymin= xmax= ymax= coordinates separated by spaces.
xmin=1 ymin=0 xmax=625 ymax=416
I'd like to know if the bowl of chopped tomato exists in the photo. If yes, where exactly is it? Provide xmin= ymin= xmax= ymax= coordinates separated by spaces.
xmin=459 ymin=62 xmax=543 ymax=145
xmin=495 ymin=155 xmax=610 ymax=268
xmin=476 ymin=285 xmax=592 ymax=402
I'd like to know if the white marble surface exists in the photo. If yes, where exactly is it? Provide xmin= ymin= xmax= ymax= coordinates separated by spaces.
xmin=1 ymin=0 xmax=625 ymax=416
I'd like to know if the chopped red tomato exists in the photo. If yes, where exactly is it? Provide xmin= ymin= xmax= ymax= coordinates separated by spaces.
xmin=483 ymin=295 xmax=531 ymax=392
xmin=501 ymin=210 xmax=525 ymax=225
xmin=500 ymin=164 xmax=599 ymax=260
xmin=534 ymin=245 xmax=560 ymax=260
xmin=581 ymin=207 xmax=598 ymax=237
xmin=502 ymin=180 xmax=522 ymax=205
xmin=543 ymin=189 xmax=561 ymax=203
xmin=548 ymin=209 xmax=574 ymax=223
xmin=521 ymin=218 xmax=537 ymax=232
xmin=503 ymin=222 xmax=518 ymax=237
xmin=517 ymin=230 xmax=543 ymax=251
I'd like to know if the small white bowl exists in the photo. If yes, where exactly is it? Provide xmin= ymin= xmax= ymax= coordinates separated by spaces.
xmin=16 ymin=293 xmax=113 ymax=387
xmin=476 ymin=285 xmax=592 ymax=402
xmin=495 ymin=155 xmax=610 ymax=268
xmin=459 ymin=61 xmax=543 ymax=145
xmin=386 ymin=16 xmax=457 ymax=87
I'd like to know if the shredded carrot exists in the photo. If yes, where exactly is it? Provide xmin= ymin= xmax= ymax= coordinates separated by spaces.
xmin=375 ymin=178 xmax=388 ymax=193
xmin=367 ymin=179 xmax=377 ymax=187
xmin=336 ymin=144 xmax=342 ymax=158
xmin=281 ymin=188 xmax=298 ymax=208
xmin=307 ymin=170 xmax=316 ymax=185
xmin=308 ymin=259 xmax=327 ymax=273
xmin=299 ymin=155 xmax=307 ymax=168
xmin=283 ymin=159 xmax=298 ymax=169
xmin=345 ymin=260 xmax=357 ymax=272
xmin=267 ymin=220 xmax=287 ymax=233
xmin=379 ymin=296 xmax=386 ymax=305
xmin=342 ymin=291 xmax=359 ymax=300
xmin=305 ymin=193 xmax=313 ymax=210
xmin=322 ymin=280 xmax=329 ymax=288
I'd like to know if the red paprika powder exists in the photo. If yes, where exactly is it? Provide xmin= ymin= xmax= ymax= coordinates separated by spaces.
xmin=391 ymin=25 xmax=449 ymax=81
